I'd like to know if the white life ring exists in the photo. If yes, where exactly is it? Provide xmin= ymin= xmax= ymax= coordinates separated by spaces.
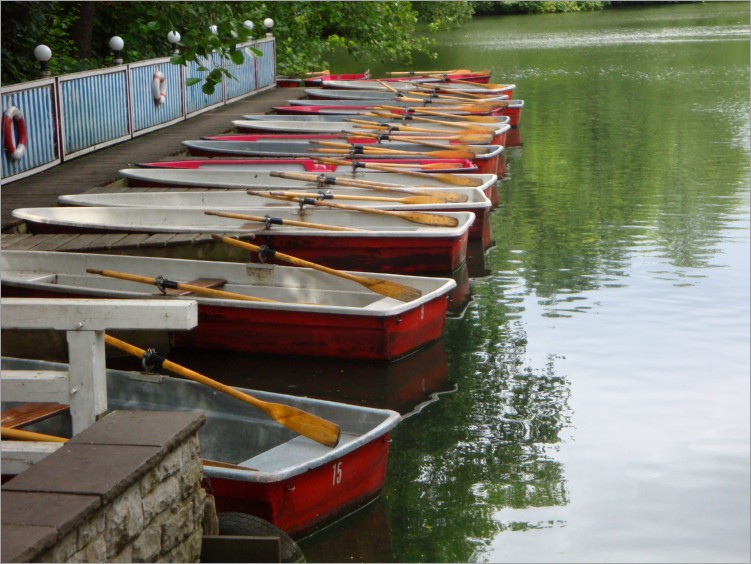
xmin=3 ymin=106 xmax=27 ymax=160
xmin=152 ymin=71 xmax=167 ymax=104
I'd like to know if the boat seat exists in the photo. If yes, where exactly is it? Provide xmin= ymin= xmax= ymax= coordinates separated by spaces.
xmin=164 ymin=278 xmax=226 ymax=296
xmin=1 ymin=402 xmax=70 ymax=429
xmin=237 ymin=432 xmax=358 ymax=472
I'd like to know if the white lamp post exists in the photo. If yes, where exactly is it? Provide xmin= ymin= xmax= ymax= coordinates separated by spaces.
xmin=34 ymin=44 xmax=52 ymax=78
xmin=109 ymin=36 xmax=124 ymax=66
xmin=167 ymin=30 xmax=181 ymax=55
xmin=263 ymin=18 xmax=274 ymax=37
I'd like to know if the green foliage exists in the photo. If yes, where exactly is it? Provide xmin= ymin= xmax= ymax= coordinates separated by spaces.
xmin=471 ymin=1 xmax=605 ymax=15
xmin=1 ymin=0 xmax=607 ymax=86
xmin=412 ymin=1 xmax=475 ymax=32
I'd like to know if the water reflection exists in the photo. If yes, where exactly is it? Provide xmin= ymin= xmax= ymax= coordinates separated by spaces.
xmin=162 ymin=338 xmax=454 ymax=417
xmin=378 ymin=322 xmax=572 ymax=562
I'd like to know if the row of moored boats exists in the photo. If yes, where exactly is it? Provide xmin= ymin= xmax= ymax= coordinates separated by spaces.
xmin=2 ymin=68 xmax=523 ymax=540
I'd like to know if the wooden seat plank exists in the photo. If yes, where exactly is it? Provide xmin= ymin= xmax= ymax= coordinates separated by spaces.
xmin=1 ymin=403 xmax=70 ymax=429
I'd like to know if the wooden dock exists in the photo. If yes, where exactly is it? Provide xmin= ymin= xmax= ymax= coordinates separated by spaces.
xmin=1 ymin=87 xmax=304 ymax=234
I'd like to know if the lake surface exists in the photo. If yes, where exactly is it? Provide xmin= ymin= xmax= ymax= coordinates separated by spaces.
xmin=178 ymin=3 xmax=751 ymax=562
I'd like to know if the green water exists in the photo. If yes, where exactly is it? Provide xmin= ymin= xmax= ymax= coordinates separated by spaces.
xmin=297 ymin=3 xmax=750 ymax=562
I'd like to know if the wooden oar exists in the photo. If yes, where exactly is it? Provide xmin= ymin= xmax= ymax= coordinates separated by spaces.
xmin=203 ymin=210 xmax=360 ymax=231
xmin=268 ymin=170 xmax=468 ymax=202
xmin=451 ymin=78 xmax=513 ymax=90
xmin=86 ymin=268 xmax=279 ymax=302
xmin=247 ymin=190 xmax=446 ymax=205
xmin=1 ymin=427 xmax=67 ymax=443
xmin=351 ymin=129 xmax=492 ymax=145
xmin=315 ymin=156 xmax=466 ymax=171
xmin=315 ymin=158 xmax=481 ymax=189
xmin=369 ymin=108 xmax=502 ymax=128
xmin=103 ymin=335 xmax=341 ymax=447
xmin=348 ymin=118 xmax=490 ymax=136
xmin=384 ymin=69 xmax=473 ymax=76
xmin=0 ymin=427 xmax=257 ymax=470
xmin=357 ymin=136 xmax=486 ymax=156
xmin=310 ymin=143 xmax=476 ymax=160
xmin=305 ymin=69 xmax=330 ymax=76
xmin=377 ymin=79 xmax=400 ymax=94
xmin=375 ymin=106 xmax=500 ymax=124
xmin=212 ymin=234 xmax=422 ymax=302
xmin=413 ymin=84 xmax=489 ymax=100
xmin=251 ymin=193 xmax=459 ymax=228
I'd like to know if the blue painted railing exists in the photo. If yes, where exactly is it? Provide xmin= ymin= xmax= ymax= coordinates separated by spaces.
xmin=1 ymin=37 xmax=275 ymax=185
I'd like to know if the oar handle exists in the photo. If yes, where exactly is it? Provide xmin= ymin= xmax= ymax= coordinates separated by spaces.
xmin=212 ymin=235 xmax=359 ymax=281
xmin=204 ymin=210 xmax=359 ymax=232
xmin=1 ymin=427 xmax=68 ymax=442
xmin=104 ymin=335 xmax=341 ymax=447
xmin=284 ymin=198 xmax=460 ymax=227
xmin=85 ymin=268 xmax=278 ymax=302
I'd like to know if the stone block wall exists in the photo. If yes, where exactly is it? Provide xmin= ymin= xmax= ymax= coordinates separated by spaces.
xmin=2 ymin=410 xmax=208 ymax=563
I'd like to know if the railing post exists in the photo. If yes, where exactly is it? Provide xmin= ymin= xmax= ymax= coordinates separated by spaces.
xmin=65 ymin=330 xmax=108 ymax=434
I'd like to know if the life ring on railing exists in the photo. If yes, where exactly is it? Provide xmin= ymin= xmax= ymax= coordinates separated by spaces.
xmin=3 ymin=106 xmax=27 ymax=160
xmin=152 ymin=71 xmax=167 ymax=104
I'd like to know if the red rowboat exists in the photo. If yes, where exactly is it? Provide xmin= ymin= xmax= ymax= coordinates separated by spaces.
xmin=1 ymin=251 xmax=457 ymax=360
xmin=136 ymin=157 xmax=479 ymax=174
xmin=11 ymin=206 xmax=474 ymax=275
xmin=0 ymin=355 xmax=401 ymax=537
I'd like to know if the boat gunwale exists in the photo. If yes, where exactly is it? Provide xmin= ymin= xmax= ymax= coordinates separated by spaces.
xmin=1 ymin=250 xmax=458 ymax=317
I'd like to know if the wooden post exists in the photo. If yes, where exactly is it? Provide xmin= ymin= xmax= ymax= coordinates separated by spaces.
xmin=1 ymin=298 xmax=198 ymax=435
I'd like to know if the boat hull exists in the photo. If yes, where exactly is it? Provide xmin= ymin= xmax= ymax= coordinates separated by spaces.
xmin=208 ymin=433 xmax=391 ymax=537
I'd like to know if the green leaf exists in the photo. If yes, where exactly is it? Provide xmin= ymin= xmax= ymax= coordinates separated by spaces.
xmin=230 ymin=50 xmax=245 ymax=65
xmin=202 ymin=82 xmax=216 ymax=95
xmin=146 ymin=21 xmax=161 ymax=31
xmin=170 ymin=54 xmax=185 ymax=66
xmin=185 ymin=77 xmax=202 ymax=87
xmin=197 ymin=65 xmax=209 ymax=72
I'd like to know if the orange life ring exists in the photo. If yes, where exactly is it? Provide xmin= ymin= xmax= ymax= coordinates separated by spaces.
xmin=152 ymin=71 xmax=167 ymax=104
xmin=3 ymin=106 xmax=27 ymax=160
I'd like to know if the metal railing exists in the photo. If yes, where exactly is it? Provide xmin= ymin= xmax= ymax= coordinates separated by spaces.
xmin=1 ymin=37 xmax=276 ymax=185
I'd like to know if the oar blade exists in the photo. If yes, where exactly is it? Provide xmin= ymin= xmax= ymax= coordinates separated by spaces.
xmin=359 ymin=276 xmax=422 ymax=302
xmin=265 ymin=403 xmax=341 ymax=448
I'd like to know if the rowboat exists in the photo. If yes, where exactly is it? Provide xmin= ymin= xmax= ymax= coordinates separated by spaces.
xmin=58 ymin=185 xmax=493 ymax=245
xmin=303 ymin=88 xmax=510 ymax=103
xmin=181 ymin=140 xmax=505 ymax=175
xmin=115 ymin=167 xmax=498 ymax=193
xmin=0 ymin=355 xmax=401 ymax=537
xmin=303 ymin=71 xmax=492 ymax=86
xmin=241 ymin=113 xmax=511 ymax=126
xmin=11 ymin=207 xmax=474 ymax=275
xmin=276 ymin=99 xmax=525 ymax=127
xmin=319 ymin=80 xmax=514 ymax=97
xmin=229 ymin=119 xmax=510 ymax=146
xmin=302 ymin=72 xmax=371 ymax=86
xmin=1 ymin=250 xmax=457 ymax=360
xmin=136 ymin=157 xmax=479 ymax=174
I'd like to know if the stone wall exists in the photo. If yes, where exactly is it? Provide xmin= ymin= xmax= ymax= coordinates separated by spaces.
xmin=2 ymin=410 xmax=209 ymax=563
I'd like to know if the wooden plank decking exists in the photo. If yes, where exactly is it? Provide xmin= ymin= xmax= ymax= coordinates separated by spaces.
xmin=1 ymin=87 xmax=304 ymax=232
